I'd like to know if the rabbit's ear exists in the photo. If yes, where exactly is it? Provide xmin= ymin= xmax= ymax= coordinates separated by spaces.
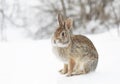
xmin=65 ymin=18 xmax=73 ymax=30
xmin=58 ymin=13 xmax=64 ymax=27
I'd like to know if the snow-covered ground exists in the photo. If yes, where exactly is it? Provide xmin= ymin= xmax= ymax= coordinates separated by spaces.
xmin=0 ymin=29 xmax=120 ymax=84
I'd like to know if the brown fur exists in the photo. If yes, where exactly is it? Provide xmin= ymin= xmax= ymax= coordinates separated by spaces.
xmin=52 ymin=14 xmax=98 ymax=76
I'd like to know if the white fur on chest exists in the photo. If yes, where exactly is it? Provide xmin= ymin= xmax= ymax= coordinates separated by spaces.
xmin=52 ymin=47 xmax=68 ymax=63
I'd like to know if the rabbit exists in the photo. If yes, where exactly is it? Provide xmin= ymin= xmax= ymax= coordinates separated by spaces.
xmin=51 ymin=13 xmax=98 ymax=76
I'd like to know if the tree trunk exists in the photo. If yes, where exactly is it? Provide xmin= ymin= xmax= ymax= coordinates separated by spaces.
xmin=0 ymin=0 xmax=7 ymax=41
xmin=60 ymin=0 xmax=67 ymax=18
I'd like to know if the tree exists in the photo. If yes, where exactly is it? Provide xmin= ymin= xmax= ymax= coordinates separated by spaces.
xmin=0 ymin=0 xmax=29 ymax=41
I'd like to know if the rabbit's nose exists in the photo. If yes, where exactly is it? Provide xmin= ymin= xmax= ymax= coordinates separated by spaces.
xmin=54 ymin=39 xmax=59 ymax=44
xmin=56 ymin=39 xmax=59 ymax=43
xmin=54 ymin=40 xmax=56 ymax=44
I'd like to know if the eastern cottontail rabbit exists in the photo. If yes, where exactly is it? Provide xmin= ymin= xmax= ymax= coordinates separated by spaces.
xmin=52 ymin=13 xmax=98 ymax=76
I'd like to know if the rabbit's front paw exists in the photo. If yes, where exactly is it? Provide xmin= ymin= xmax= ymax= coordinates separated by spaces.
xmin=59 ymin=69 xmax=67 ymax=74
xmin=66 ymin=72 xmax=73 ymax=77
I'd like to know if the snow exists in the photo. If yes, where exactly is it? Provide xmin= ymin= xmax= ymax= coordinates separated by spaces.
xmin=0 ymin=29 xmax=120 ymax=84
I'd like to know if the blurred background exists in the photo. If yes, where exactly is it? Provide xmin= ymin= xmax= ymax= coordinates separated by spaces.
xmin=0 ymin=0 xmax=120 ymax=41
xmin=0 ymin=0 xmax=120 ymax=84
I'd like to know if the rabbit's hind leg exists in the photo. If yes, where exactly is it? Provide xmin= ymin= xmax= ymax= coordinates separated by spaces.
xmin=71 ymin=62 xmax=87 ymax=75
xmin=72 ymin=58 xmax=98 ymax=75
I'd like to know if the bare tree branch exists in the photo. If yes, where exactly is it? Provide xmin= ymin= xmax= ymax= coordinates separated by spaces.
xmin=60 ymin=0 xmax=67 ymax=18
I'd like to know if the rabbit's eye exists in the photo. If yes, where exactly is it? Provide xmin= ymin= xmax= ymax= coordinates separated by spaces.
xmin=62 ymin=32 xmax=65 ymax=37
